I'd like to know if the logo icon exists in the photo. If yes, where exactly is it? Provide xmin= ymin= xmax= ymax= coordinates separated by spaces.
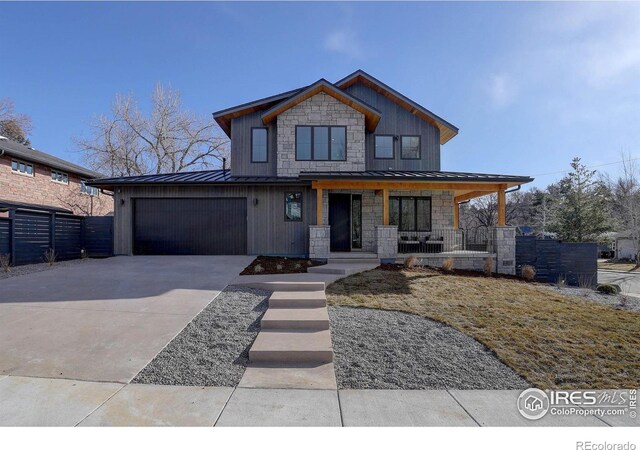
xmin=517 ymin=388 xmax=550 ymax=420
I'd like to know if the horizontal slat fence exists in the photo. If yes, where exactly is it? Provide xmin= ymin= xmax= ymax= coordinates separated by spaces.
xmin=0 ymin=209 xmax=113 ymax=266
xmin=516 ymin=236 xmax=597 ymax=287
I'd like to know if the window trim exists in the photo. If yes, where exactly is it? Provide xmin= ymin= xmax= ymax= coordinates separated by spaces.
xmin=374 ymin=134 xmax=395 ymax=160
xmin=295 ymin=125 xmax=347 ymax=162
xmin=400 ymin=135 xmax=421 ymax=160
xmin=250 ymin=127 xmax=269 ymax=163
xmin=390 ymin=196 xmax=432 ymax=231
xmin=51 ymin=169 xmax=69 ymax=185
xmin=11 ymin=159 xmax=34 ymax=177
xmin=284 ymin=191 xmax=303 ymax=222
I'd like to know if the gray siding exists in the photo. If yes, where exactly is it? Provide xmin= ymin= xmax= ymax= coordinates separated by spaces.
xmin=344 ymin=83 xmax=441 ymax=171
xmin=114 ymin=185 xmax=315 ymax=257
xmin=230 ymin=111 xmax=278 ymax=177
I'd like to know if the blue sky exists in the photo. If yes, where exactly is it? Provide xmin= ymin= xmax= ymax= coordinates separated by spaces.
xmin=1 ymin=1 xmax=638 ymax=189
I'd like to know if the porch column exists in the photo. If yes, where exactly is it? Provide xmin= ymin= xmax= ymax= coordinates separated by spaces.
xmin=382 ymin=188 xmax=389 ymax=225
xmin=316 ymin=188 xmax=323 ymax=225
xmin=497 ymin=185 xmax=506 ymax=226
xmin=453 ymin=201 xmax=459 ymax=229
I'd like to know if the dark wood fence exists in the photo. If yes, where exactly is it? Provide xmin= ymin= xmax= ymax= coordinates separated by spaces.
xmin=0 ymin=212 xmax=113 ymax=266
xmin=515 ymin=236 xmax=597 ymax=287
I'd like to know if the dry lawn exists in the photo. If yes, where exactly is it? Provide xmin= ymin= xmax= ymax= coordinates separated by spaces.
xmin=326 ymin=267 xmax=640 ymax=390
xmin=598 ymin=261 xmax=639 ymax=272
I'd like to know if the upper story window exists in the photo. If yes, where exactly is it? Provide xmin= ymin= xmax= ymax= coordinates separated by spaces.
xmin=389 ymin=196 xmax=432 ymax=231
xmin=80 ymin=179 xmax=99 ymax=197
xmin=11 ymin=159 xmax=34 ymax=176
xmin=401 ymin=136 xmax=421 ymax=159
xmin=374 ymin=135 xmax=394 ymax=159
xmin=251 ymin=127 xmax=268 ymax=162
xmin=51 ymin=170 xmax=69 ymax=185
xmin=296 ymin=126 xmax=346 ymax=161
xmin=284 ymin=192 xmax=303 ymax=221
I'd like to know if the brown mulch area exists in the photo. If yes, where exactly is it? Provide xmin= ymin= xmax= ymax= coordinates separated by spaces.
xmin=240 ymin=255 xmax=324 ymax=275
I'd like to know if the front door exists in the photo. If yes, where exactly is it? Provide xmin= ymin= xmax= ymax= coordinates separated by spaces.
xmin=329 ymin=194 xmax=351 ymax=252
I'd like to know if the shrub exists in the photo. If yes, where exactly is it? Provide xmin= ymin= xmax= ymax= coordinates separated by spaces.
xmin=253 ymin=264 xmax=264 ymax=273
xmin=294 ymin=262 xmax=302 ymax=270
xmin=404 ymin=256 xmax=419 ymax=269
xmin=276 ymin=263 xmax=284 ymax=271
xmin=0 ymin=253 xmax=10 ymax=273
xmin=306 ymin=260 xmax=313 ymax=266
xmin=619 ymin=296 xmax=628 ymax=308
xmin=577 ymin=274 xmax=595 ymax=289
xmin=521 ymin=265 xmax=536 ymax=281
xmin=596 ymin=284 xmax=620 ymax=295
xmin=441 ymin=257 xmax=454 ymax=272
xmin=556 ymin=275 xmax=566 ymax=287
xmin=43 ymin=248 xmax=56 ymax=266
xmin=483 ymin=257 xmax=493 ymax=277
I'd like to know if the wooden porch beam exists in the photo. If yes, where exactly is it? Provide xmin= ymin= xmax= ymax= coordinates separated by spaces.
xmin=316 ymin=188 xmax=323 ymax=225
xmin=454 ymin=190 xmax=493 ymax=203
xmin=453 ymin=201 xmax=459 ymax=229
xmin=497 ymin=185 xmax=507 ymax=226
xmin=311 ymin=180 xmax=507 ymax=192
xmin=382 ymin=188 xmax=389 ymax=225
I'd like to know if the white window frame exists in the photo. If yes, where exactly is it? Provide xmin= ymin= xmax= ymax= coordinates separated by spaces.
xmin=80 ymin=179 xmax=100 ymax=197
xmin=11 ymin=159 xmax=34 ymax=176
xmin=51 ymin=169 xmax=69 ymax=185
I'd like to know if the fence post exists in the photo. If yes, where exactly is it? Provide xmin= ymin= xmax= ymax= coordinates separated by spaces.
xmin=9 ymin=209 xmax=16 ymax=266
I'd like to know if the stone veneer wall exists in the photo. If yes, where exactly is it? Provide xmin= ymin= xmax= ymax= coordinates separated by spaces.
xmin=376 ymin=225 xmax=398 ymax=262
xmin=491 ymin=226 xmax=516 ymax=275
xmin=276 ymin=92 xmax=366 ymax=177
xmin=320 ymin=189 xmax=455 ymax=253
xmin=401 ymin=254 xmax=496 ymax=272
xmin=309 ymin=225 xmax=330 ymax=260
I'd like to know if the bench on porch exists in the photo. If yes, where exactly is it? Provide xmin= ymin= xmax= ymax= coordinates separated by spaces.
xmin=398 ymin=232 xmax=445 ymax=254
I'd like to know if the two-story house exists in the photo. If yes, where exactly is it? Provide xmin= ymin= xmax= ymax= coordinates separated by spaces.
xmin=0 ymin=136 xmax=113 ymax=216
xmin=90 ymin=70 xmax=532 ymax=273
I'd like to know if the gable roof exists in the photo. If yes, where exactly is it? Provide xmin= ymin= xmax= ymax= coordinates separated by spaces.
xmin=260 ymin=79 xmax=381 ymax=132
xmin=0 ymin=136 xmax=103 ymax=179
xmin=212 ymin=87 xmax=304 ymax=137
xmin=334 ymin=70 xmax=459 ymax=144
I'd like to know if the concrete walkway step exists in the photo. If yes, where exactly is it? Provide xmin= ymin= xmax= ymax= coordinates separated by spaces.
xmin=308 ymin=263 xmax=378 ymax=275
xmin=249 ymin=330 xmax=333 ymax=363
xmin=328 ymin=252 xmax=378 ymax=259
xmin=327 ymin=258 xmax=380 ymax=264
xmin=268 ymin=290 xmax=327 ymax=308
xmin=239 ymin=363 xmax=337 ymax=390
xmin=240 ymin=281 xmax=325 ymax=292
xmin=261 ymin=307 xmax=329 ymax=330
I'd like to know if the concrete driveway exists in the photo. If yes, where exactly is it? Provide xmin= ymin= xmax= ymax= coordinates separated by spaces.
xmin=0 ymin=255 xmax=253 ymax=383
xmin=598 ymin=269 xmax=640 ymax=297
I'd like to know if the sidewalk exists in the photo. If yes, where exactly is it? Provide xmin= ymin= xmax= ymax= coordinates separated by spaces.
xmin=0 ymin=375 xmax=633 ymax=427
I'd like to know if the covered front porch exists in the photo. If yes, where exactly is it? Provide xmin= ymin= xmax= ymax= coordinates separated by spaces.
xmin=304 ymin=172 xmax=530 ymax=274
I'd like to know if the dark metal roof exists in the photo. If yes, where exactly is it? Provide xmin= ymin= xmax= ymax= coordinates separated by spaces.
xmin=0 ymin=199 xmax=73 ymax=214
xmin=298 ymin=170 xmax=534 ymax=184
xmin=0 ymin=136 xmax=103 ymax=179
xmin=89 ymin=169 xmax=533 ymax=187
xmin=88 ymin=170 xmax=308 ymax=187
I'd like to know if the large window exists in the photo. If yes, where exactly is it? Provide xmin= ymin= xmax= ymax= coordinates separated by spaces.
xmin=51 ymin=170 xmax=68 ymax=184
xmin=251 ymin=128 xmax=268 ymax=162
xmin=284 ymin=192 xmax=303 ymax=221
xmin=81 ymin=179 xmax=100 ymax=197
xmin=401 ymin=136 xmax=421 ymax=159
xmin=11 ymin=159 xmax=34 ymax=176
xmin=374 ymin=135 xmax=394 ymax=159
xmin=295 ymin=126 xmax=346 ymax=161
xmin=389 ymin=196 xmax=431 ymax=231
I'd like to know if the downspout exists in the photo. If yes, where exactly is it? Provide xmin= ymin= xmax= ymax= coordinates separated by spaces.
xmin=505 ymin=185 xmax=521 ymax=194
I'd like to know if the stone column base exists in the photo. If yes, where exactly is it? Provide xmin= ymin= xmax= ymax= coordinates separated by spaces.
xmin=492 ymin=226 xmax=516 ymax=275
xmin=376 ymin=225 xmax=398 ymax=263
xmin=309 ymin=225 xmax=331 ymax=261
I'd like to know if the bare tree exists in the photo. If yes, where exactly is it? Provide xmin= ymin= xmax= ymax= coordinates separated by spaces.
xmin=0 ymin=98 xmax=33 ymax=144
xmin=76 ymin=84 xmax=229 ymax=176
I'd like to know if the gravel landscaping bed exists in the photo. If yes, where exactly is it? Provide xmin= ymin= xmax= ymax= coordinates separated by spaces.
xmin=133 ymin=286 xmax=269 ymax=386
xmin=545 ymin=285 xmax=640 ymax=313
xmin=0 ymin=258 xmax=97 ymax=280
xmin=328 ymin=305 xmax=531 ymax=390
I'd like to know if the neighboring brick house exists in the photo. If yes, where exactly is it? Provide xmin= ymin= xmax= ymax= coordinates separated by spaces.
xmin=0 ymin=136 xmax=113 ymax=216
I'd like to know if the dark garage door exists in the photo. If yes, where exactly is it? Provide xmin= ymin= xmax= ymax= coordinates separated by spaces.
xmin=133 ymin=198 xmax=247 ymax=255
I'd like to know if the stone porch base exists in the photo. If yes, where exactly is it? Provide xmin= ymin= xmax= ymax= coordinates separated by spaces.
xmin=395 ymin=253 xmax=497 ymax=273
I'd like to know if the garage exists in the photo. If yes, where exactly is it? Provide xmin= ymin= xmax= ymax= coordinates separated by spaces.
xmin=133 ymin=198 xmax=247 ymax=255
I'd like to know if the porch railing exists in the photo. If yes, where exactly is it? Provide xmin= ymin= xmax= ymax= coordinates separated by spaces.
xmin=397 ymin=229 xmax=489 ymax=254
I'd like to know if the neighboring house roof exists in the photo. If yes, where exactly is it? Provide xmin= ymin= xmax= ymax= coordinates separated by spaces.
xmin=334 ymin=70 xmax=459 ymax=145
xmin=260 ymin=79 xmax=382 ymax=132
xmin=212 ymin=70 xmax=458 ymax=144
xmin=0 ymin=136 xmax=103 ymax=179
xmin=0 ymin=199 xmax=73 ymax=214
xmin=297 ymin=170 xmax=533 ymax=184
xmin=212 ymin=87 xmax=305 ymax=137
xmin=89 ymin=169 xmax=533 ymax=188
xmin=88 ymin=170 xmax=307 ymax=187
